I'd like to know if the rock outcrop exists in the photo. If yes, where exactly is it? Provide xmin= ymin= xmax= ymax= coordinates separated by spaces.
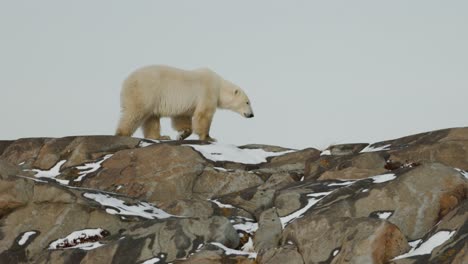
xmin=0 ymin=127 xmax=467 ymax=263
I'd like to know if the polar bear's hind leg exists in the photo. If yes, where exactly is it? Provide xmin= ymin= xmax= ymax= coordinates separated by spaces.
xmin=171 ymin=116 xmax=192 ymax=140
xmin=142 ymin=115 xmax=171 ymax=140
xmin=116 ymin=111 xmax=145 ymax=137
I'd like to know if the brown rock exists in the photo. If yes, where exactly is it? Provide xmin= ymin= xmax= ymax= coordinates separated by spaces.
xmin=160 ymin=198 xmax=214 ymax=218
xmin=306 ymin=152 xmax=388 ymax=181
xmin=282 ymin=216 xmax=409 ymax=263
xmin=257 ymin=148 xmax=320 ymax=174
xmin=0 ymin=141 xmax=13 ymax=156
xmin=389 ymin=141 xmax=468 ymax=171
xmin=306 ymin=163 xmax=468 ymax=240
xmin=193 ymin=167 xmax=264 ymax=199
xmin=215 ymin=187 xmax=275 ymax=218
xmin=0 ymin=129 xmax=466 ymax=263
xmin=173 ymin=250 xmax=256 ymax=264
xmin=61 ymin=136 xmax=141 ymax=168
xmin=120 ymin=216 xmax=240 ymax=262
xmin=258 ymin=245 xmax=304 ymax=264
xmin=318 ymin=166 xmax=387 ymax=181
xmin=32 ymin=184 xmax=76 ymax=204
xmin=32 ymin=137 xmax=76 ymax=170
xmin=254 ymin=208 xmax=282 ymax=252
xmin=84 ymin=144 xmax=206 ymax=203
xmin=0 ymin=138 xmax=49 ymax=167
xmin=328 ymin=143 xmax=369 ymax=156
xmin=0 ymin=176 xmax=34 ymax=217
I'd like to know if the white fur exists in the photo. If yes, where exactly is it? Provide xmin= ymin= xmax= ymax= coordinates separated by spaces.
xmin=116 ymin=65 xmax=253 ymax=140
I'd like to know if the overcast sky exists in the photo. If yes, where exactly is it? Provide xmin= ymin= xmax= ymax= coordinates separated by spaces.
xmin=1 ymin=1 xmax=467 ymax=149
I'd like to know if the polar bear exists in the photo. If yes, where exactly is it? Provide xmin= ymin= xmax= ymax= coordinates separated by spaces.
xmin=115 ymin=65 xmax=254 ymax=141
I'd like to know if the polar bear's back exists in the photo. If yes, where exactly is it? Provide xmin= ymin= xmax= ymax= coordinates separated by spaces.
xmin=121 ymin=65 xmax=219 ymax=117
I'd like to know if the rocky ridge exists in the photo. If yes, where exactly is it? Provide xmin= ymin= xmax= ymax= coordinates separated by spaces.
xmin=0 ymin=127 xmax=467 ymax=263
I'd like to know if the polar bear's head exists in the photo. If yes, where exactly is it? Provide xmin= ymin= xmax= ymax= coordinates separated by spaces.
xmin=219 ymin=80 xmax=254 ymax=118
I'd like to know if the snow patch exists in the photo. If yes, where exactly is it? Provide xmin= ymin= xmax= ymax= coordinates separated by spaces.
xmin=241 ymin=237 xmax=255 ymax=252
xmin=332 ymin=249 xmax=340 ymax=256
xmin=18 ymin=231 xmax=37 ymax=246
xmin=280 ymin=191 xmax=332 ymax=228
xmin=328 ymin=180 xmax=355 ymax=186
xmin=455 ymin=168 xmax=468 ymax=179
xmin=371 ymin=173 xmax=396 ymax=183
xmin=31 ymin=160 xmax=69 ymax=185
xmin=187 ymin=143 xmax=295 ymax=164
xmin=360 ymin=144 xmax=391 ymax=153
xmin=320 ymin=150 xmax=331 ymax=156
xmin=74 ymin=154 xmax=113 ymax=182
xmin=233 ymin=218 xmax=258 ymax=234
xmin=210 ymin=199 xmax=236 ymax=209
xmin=211 ymin=242 xmax=257 ymax=259
xmin=48 ymin=228 xmax=107 ymax=250
xmin=141 ymin=257 xmax=161 ymax=264
xmin=393 ymin=230 xmax=456 ymax=260
xmin=83 ymin=193 xmax=174 ymax=219
xmin=376 ymin=211 xmax=393 ymax=220
xmin=138 ymin=139 xmax=160 ymax=148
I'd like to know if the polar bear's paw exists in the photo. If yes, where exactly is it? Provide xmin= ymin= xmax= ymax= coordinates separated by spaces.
xmin=177 ymin=129 xmax=192 ymax=141
xmin=205 ymin=136 xmax=217 ymax=142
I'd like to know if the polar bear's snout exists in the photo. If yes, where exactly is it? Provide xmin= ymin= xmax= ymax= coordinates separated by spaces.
xmin=244 ymin=112 xmax=254 ymax=118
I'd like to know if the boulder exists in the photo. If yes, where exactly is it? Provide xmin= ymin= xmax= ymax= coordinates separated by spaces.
xmin=0 ymin=128 xmax=466 ymax=263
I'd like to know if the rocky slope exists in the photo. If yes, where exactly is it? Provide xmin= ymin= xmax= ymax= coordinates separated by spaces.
xmin=0 ymin=127 xmax=467 ymax=264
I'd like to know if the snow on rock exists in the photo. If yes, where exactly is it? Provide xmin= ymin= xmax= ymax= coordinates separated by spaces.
xmin=393 ymin=230 xmax=456 ymax=260
xmin=83 ymin=192 xmax=174 ymax=219
xmin=213 ymin=166 xmax=230 ymax=172
xmin=18 ymin=231 xmax=37 ymax=246
xmin=187 ymin=143 xmax=295 ymax=164
xmin=210 ymin=199 xmax=236 ymax=209
xmin=141 ymin=257 xmax=162 ymax=264
xmin=327 ymin=180 xmax=355 ymax=187
xmin=280 ymin=191 xmax=333 ymax=228
xmin=326 ymin=173 xmax=396 ymax=187
xmin=320 ymin=150 xmax=331 ymax=156
xmin=376 ymin=211 xmax=393 ymax=220
xmin=232 ymin=217 xmax=259 ymax=234
xmin=138 ymin=139 xmax=160 ymax=148
xmin=360 ymin=144 xmax=391 ymax=153
xmin=30 ymin=160 xmax=69 ymax=185
xmin=332 ymin=248 xmax=340 ymax=256
xmin=455 ymin=168 xmax=468 ymax=179
xmin=74 ymin=154 xmax=113 ymax=182
xmin=370 ymin=173 xmax=397 ymax=183
xmin=241 ymin=237 xmax=255 ymax=252
xmin=211 ymin=242 xmax=257 ymax=259
xmin=48 ymin=228 xmax=108 ymax=250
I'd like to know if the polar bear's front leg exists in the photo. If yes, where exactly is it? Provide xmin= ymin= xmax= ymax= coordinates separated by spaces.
xmin=142 ymin=115 xmax=171 ymax=140
xmin=192 ymin=108 xmax=216 ymax=142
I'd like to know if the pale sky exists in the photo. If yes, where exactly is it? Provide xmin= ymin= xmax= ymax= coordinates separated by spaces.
xmin=1 ymin=1 xmax=467 ymax=149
